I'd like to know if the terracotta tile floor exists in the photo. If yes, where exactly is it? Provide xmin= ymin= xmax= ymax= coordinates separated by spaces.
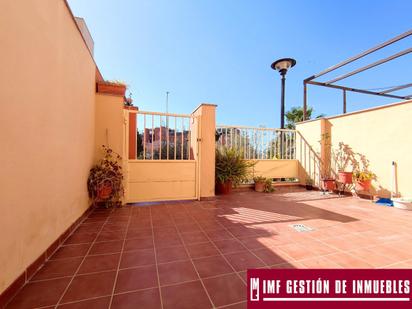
xmin=6 ymin=188 xmax=412 ymax=308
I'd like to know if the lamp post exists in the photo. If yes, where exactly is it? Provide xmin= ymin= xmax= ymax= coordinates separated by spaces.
xmin=271 ymin=58 xmax=296 ymax=158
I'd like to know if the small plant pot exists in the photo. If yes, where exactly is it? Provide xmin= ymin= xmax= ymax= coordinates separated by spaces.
xmin=338 ymin=171 xmax=353 ymax=184
xmin=97 ymin=183 xmax=113 ymax=200
xmin=305 ymin=185 xmax=313 ymax=191
xmin=322 ymin=179 xmax=335 ymax=191
xmin=355 ymin=179 xmax=372 ymax=191
xmin=216 ymin=180 xmax=232 ymax=195
xmin=97 ymin=81 xmax=126 ymax=96
xmin=255 ymin=182 xmax=265 ymax=192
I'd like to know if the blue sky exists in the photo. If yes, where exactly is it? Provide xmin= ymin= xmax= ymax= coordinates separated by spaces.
xmin=68 ymin=0 xmax=412 ymax=127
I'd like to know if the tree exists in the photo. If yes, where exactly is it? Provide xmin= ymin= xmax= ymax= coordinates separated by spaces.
xmin=285 ymin=106 xmax=324 ymax=129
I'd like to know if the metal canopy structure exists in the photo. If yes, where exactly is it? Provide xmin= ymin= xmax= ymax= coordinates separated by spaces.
xmin=303 ymin=29 xmax=412 ymax=120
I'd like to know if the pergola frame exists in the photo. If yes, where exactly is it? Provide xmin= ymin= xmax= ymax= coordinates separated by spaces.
xmin=303 ymin=29 xmax=412 ymax=120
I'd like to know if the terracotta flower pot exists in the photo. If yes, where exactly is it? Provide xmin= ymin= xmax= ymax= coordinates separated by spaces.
xmin=216 ymin=180 xmax=232 ymax=195
xmin=338 ymin=171 xmax=353 ymax=184
xmin=97 ymin=183 xmax=112 ymax=200
xmin=255 ymin=182 xmax=265 ymax=192
xmin=355 ymin=179 xmax=372 ymax=191
xmin=97 ymin=81 xmax=126 ymax=96
xmin=322 ymin=179 xmax=335 ymax=191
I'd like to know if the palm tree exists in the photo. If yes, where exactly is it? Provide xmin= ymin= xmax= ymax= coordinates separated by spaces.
xmin=285 ymin=106 xmax=324 ymax=129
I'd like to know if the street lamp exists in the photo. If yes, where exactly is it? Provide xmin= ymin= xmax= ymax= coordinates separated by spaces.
xmin=271 ymin=58 xmax=296 ymax=159
xmin=271 ymin=58 xmax=296 ymax=129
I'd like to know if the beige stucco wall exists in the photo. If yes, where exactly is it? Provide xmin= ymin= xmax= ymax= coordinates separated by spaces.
xmin=192 ymin=104 xmax=216 ymax=198
xmin=251 ymin=160 xmax=299 ymax=179
xmin=0 ymin=0 xmax=96 ymax=293
xmin=127 ymin=161 xmax=197 ymax=202
xmin=296 ymin=100 xmax=412 ymax=197
xmin=295 ymin=121 xmax=323 ymax=187
xmin=95 ymin=94 xmax=126 ymax=161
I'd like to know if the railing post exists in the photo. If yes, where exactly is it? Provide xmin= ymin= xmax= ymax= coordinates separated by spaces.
xmin=303 ymin=82 xmax=307 ymax=121
xmin=343 ymin=89 xmax=347 ymax=114
xmin=124 ymin=106 xmax=138 ymax=159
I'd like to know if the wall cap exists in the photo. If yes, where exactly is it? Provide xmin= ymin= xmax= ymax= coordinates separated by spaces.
xmin=63 ymin=0 xmax=102 ymax=76
xmin=192 ymin=103 xmax=217 ymax=114
xmin=124 ymin=106 xmax=138 ymax=111
xmin=96 ymin=81 xmax=127 ymax=96
xmin=297 ymin=99 xmax=412 ymax=126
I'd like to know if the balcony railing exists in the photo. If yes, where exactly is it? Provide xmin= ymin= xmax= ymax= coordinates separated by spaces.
xmin=135 ymin=111 xmax=195 ymax=160
xmin=216 ymin=125 xmax=296 ymax=160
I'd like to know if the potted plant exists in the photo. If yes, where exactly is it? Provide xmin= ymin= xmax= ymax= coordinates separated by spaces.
xmin=87 ymin=145 xmax=124 ymax=207
xmin=321 ymin=179 xmax=335 ymax=191
xmin=305 ymin=177 xmax=314 ymax=190
xmin=97 ymin=80 xmax=127 ymax=96
xmin=253 ymin=176 xmax=266 ymax=192
xmin=253 ymin=176 xmax=275 ymax=193
xmin=215 ymin=147 xmax=255 ymax=194
xmin=262 ymin=178 xmax=275 ymax=193
xmin=353 ymin=171 xmax=374 ymax=191
xmin=334 ymin=142 xmax=356 ymax=184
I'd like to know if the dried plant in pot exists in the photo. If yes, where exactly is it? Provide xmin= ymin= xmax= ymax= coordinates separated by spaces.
xmin=215 ymin=147 xmax=255 ymax=195
xmin=334 ymin=142 xmax=357 ymax=184
xmin=305 ymin=177 xmax=314 ymax=190
xmin=87 ymin=145 xmax=124 ymax=207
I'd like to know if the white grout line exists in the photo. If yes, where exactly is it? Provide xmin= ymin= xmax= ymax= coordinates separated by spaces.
xmin=14 ymin=197 xmax=412 ymax=308
xmin=54 ymin=208 xmax=115 ymax=307
xmin=108 ymin=208 xmax=133 ymax=308
xmin=150 ymin=206 xmax=165 ymax=309
xmin=190 ymin=216 xmax=248 ymax=285
xmin=169 ymin=209 xmax=217 ymax=308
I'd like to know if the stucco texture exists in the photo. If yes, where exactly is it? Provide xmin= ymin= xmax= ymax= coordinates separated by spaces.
xmin=296 ymin=100 xmax=412 ymax=197
xmin=0 ymin=0 xmax=96 ymax=292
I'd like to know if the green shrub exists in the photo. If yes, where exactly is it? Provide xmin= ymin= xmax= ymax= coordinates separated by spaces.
xmin=215 ymin=147 xmax=255 ymax=185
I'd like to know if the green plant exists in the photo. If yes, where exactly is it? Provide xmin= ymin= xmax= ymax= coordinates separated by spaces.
xmin=87 ymin=145 xmax=124 ymax=207
xmin=285 ymin=106 xmax=325 ymax=129
xmin=253 ymin=176 xmax=274 ymax=193
xmin=215 ymin=147 xmax=255 ymax=185
xmin=263 ymin=178 xmax=275 ymax=193
xmin=253 ymin=176 xmax=266 ymax=183
xmin=353 ymin=171 xmax=374 ymax=182
xmin=305 ymin=177 xmax=314 ymax=185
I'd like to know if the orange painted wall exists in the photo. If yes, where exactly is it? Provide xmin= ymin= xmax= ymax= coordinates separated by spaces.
xmin=0 ymin=0 xmax=96 ymax=293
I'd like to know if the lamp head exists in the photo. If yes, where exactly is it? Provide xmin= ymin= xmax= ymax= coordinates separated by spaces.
xmin=271 ymin=58 xmax=296 ymax=75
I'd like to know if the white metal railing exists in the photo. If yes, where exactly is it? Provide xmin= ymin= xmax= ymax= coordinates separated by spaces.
xmin=135 ymin=110 xmax=195 ymax=160
xmin=216 ymin=125 xmax=296 ymax=160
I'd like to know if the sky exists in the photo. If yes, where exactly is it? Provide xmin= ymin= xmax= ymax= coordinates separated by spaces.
xmin=68 ymin=0 xmax=412 ymax=128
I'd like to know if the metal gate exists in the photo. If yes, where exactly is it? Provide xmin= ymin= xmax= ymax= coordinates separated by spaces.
xmin=124 ymin=110 xmax=200 ymax=203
